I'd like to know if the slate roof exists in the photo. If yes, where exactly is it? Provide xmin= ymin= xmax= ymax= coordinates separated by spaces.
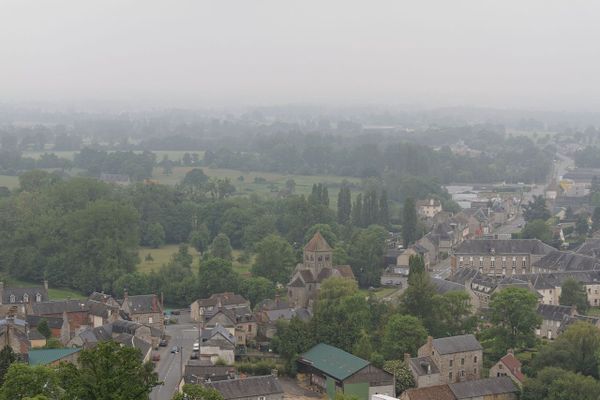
xmin=265 ymin=308 xmax=312 ymax=323
xmin=432 ymin=334 xmax=482 ymax=355
xmin=123 ymin=294 xmax=161 ymax=314
xmin=255 ymin=298 xmax=290 ymax=312
xmin=537 ymin=304 xmax=574 ymax=321
xmin=201 ymin=325 xmax=235 ymax=346
xmin=454 ymin=239 xmax=554 ymax=255
xmin=26 ymin=315 xmax=64 ymax=329
xmin=114 ymin=333 xmax=152 ymax=359
xmin=183 ymin=360 xmax=235 ymax=384
xmin=288 ymin=277 xmax=306 ymax=288
xmin=402 ymin=385 xmax=455 ymax=400
xmin=408 ymin=356 xmax=440 ymax=377
xmin=431 ymin=278 xmax=465 ymax=294
xmin=88 ymin=291 xmax=117 ymax=304
xmin=32 ymin=300 xmax=89 ymax=315
xmin=449 ymin=376 xmax=518 ymax=398
xmin=575 ymin=239 xmax=600 ymax=258
xmin=28 ymin=348 xmax=81 ymax=366
xmin=2 ymin=286 xmax=48 ymax=304
xmin=448 ymin=268 xmax=480 ymax=285
xmin=111 ymin=319 xmax=147 ymax=335
xmin=88 ymin=300 xmax=118 ymax=318
xmin=299 ymin=343 xmax=369 ymax=381
xmin=533 ymin=251 xmax=600 ymax=272
xmin=304 ymin=231 xmax=332 ymax=252
xmin=207 ymin=375 xmax=283 ymax=399
xmin=28 ymin=330 xmax=47 ymax=340
xmin=194 ymin=293 xmax=249 ymax=309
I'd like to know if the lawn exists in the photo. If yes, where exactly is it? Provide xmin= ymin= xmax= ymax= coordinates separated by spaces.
xmin=152 ymin=166 xmax=363 ymax=208
xmin=587 ymin=307 xmax=600 ymax=317
xmin=137 ymin=244 xmax=201 ymax=274
xmin=4 ymin=277 xmax=85 ymax=300
xmin=22 ymin=150 xmax=205 ymax=162
xmin=137 ymin=245 xmax=253 ymax=276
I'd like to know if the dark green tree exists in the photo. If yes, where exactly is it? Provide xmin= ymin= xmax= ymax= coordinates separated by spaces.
xmin=37 ymin=319 xmax=51 ymax=339
xmin=209 ymin=233 xmax=233 ymax=260
xmin=188 ymin=224 xmax=210 ymax=254
xmin=197 ymin=257 xmax=239 ymax=298
xmin=378 ymin=189 xmax=390 ymax=226
xmin=523 ymin=195 xmax=551 ymax=222
xmin=0 ymin=346 xmax=16 ymax=386
xmin=488 ymin=287 xmax=540 ymax=350
xmin=347 ymin=225 xmax=387 ymax=287
xmin=251 ymin=234 xmax=296 ymax=284
xmin=521 ymin=219 xmax=552 ymax=243
xmin=402 ymin=255 xmax=438 ymax=333
xmin=272 ymin=317 xmax=315 ymax=362
xmin=437 ymin=291 xmax=477 ymax=337
xmin=383 ymin=360 xmax=416 ymax=395
xmin=403 ymin=198 xmax=417 ymax=247
xmin=381 ymin=314 xmax=428 ymax=359
xmin=531 ymin=321 xmax=600 ymax=378
xmin=576 ymin=215 xmax=590 ymax=236
xmin=312 ymin=278 xmax=369 ymax=353
xmin=172 ymin=384 xmax=223 ymax=400
xmin=337 ymin=181 xmax=352 ymax=225
xmin=143 ymin=222 xmax=165 ymax=248
xmin=351 ymin=193 xmax=363 ymax=227
xmin=304 ymin=224 xmax=337 ymax=248
xmin=592 ymin=207 xmax=600 ymax=232
xmin=1 ymin=364 xmax=60 ymax=400
xmin=182 ymin=168 xmax=209 ymax=189
xmin=559 ymin=278 xmax=589 ymax=314
xmin=522 ymin=367 xmax=600 ymax=400
xmin=238 ymin=276 xmax=276 ymax=307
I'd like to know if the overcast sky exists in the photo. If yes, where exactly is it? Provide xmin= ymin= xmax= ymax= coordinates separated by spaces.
xmin=2 ymin=1 xmax=600 ymax=110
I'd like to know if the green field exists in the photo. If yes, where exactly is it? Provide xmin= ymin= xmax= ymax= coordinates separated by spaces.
xmin=153 ymin=166 xmax=362 ymax=207
xmin=137 ymin=245 xmax=253 ymax=276
xmin=0 ymin=175 xmax=19 ymax=189
xmin=4 ymin=277 xmax=85 ymax=300
xmin=22 ymin=150 xmax=205 ymax=162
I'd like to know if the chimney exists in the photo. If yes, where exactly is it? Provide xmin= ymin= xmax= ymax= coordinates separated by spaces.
xmin=404 ymin=353 xmax=411 ymax=364
xmin=123 ymin=288 xmax=128 ymax=300
xmin=43 ymin=280 xmax=48 ymax=290
xmin=427 ymin=336 xmax=433 ymax=355
xmin=507 ymin=348 xmax=514 ymax=355
xmin=152 ymin=295 xmax=158 ymax=312
xmin=275 ymin=294 xmax=280 ymax=306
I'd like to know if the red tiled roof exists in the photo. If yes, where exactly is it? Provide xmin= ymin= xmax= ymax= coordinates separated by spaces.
xmin=335 ymin=265 xmax=355 ymax=279
xmin=304 ymin=231 xmax=332 ymax=252
xmin=500 ymin=353 xmax=525 ymax=382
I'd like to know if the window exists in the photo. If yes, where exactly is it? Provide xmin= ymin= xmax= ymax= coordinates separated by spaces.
xmin=459 ymin=370 xmax=465 ymax=377
xmin=449 ymin=360 xmax=453 ymax=367
xmin=148 ymin=317 xmax=153 ymax=324
xmin=305 ymin=254 xmax=309 ymax=260
xmin=9 ymin=295 xmax=15 ymax=303
xmin=318 ymin=256 xmax=323 ymax=262
xmin=35 ymin=293 xmax=42 ymax=302
xmin=474 ymin=356 xmax=477 ymax=363
xmin=449 ymin=372 xmax=453 ymax=381
xmin=259 ymin=397 xmax=266 ymax=400
xmin=23 ymin=294 xmax=29 ymax=303
xmin=522 ymin=257 xmax=527 ymax=267
xmin=474 ymin=368 xmax=477 ymax=375
xmin=469 ymin=257 xmax=473 ymax=266
xmin=490 ymin=257 xmax=495 ymax=268
xmin=325 ymin=255 xmax=330 ymax=261
xmin=479 ymin=257 xmax=483 ymax=267
xmin=512 ymin=257 xmax=516 ymax=267
xmin=461 ymin=358 xmax=465 ymax=365
xmin=459 ymin=256 xmax=463 ymax=266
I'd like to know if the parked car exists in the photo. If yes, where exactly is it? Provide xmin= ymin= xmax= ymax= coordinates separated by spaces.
xmin=152 ymin=353 xmax=160 ymax=362
xmin=159 ymin=338 xmax=168 ymax=347
xmin=192 ymin=342 xmax=199 ymax=351
xmin=171 ymin=310 xmax=181 ymax=315
xmin=171 ymin=346 xmax=179 ymax=354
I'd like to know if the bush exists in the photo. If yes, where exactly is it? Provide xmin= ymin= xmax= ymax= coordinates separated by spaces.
xmin=237 ymin=361 xmax=277 ymax=376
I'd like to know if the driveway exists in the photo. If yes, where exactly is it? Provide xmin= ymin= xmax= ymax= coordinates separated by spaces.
xmin=279 ymin=377 xmax=324 ymax=400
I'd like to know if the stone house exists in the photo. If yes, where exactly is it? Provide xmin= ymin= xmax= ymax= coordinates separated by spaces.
xmin=26 ymin=315 xmax=65 ymax=339
xmin=417 ymin=199 xmax=443 ymax=218
xmin=32 ymin=300 xmax=91 ymax=339
xmin=531 ymin=251 xmax=600 ymax=274
xmin=179 ymin=359 xmax=236 ymax=388
xmin=28 ymin=330 xmax=47 ymax=348
xmin=451 ymin=239 xmax=555 ymax=276
xmin=203 ymin=306 xmax=257 ymax=347
xmin=206 ymin=375 xmax=284 ymax=400
xmin=399 ymin=384 xmax=455 ymax=400
xmin=0 ymin=281 xmax=49 ymax=315
xmin=298 ymin=343 xmax=395 ymax=400
xmin=536 ymin=304 xmax=576 ymax=340
xmin=0 ymin=317 xmax=30 ymax=356
xmin=120 ymin=293 xmax=164 ymax=332
xmin=397 ymin=246 xmax=431 ymax=270
xmin=411 ymin=335 xmax=483 ymax=387
xmin=190 ymin=292 xmax=250 ymax=322
xmin=287 ymin=232 xmax=355 ymax=309
xmin=489 ymin=351 xmax=524 ymax=388
xmin=199 ymin=325 xmax=236 ymax=365
xmin=255 ymin=306 xmax=312 ymax=339
xmin=400 ymin=377 xmax=517 ymax=400
xmin=69 ymin=320 xmax=158 ymax=354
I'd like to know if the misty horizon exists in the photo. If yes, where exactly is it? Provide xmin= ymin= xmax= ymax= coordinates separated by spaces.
xmin=3 ymin=1 xmax=600 ymax=111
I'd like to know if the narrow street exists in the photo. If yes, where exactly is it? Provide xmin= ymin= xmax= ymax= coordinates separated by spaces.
xmin=150 ymin=312 xmax=198 ymax=400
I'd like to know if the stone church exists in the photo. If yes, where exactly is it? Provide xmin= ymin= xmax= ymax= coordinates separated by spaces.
xmin=287 ymin=231 xmax=355 ymax=308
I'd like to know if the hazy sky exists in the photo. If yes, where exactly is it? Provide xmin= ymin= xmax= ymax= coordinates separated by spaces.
xmin=2 ymin=1 xmax=600 ymax=110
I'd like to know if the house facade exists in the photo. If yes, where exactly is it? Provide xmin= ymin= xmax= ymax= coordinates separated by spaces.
xmin=417 ymin=199 xmax=443 ymax=218
xmin=489 ymin=351 xmax=524 ymax=388
xmin=120 ymin=293 xmax=164 ymax=332
xmin=451 ymin=239 xmax=555 ymax=276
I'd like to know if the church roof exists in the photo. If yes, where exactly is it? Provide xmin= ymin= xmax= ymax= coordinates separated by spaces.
xmin=304 ymin=231 xmax=332 ymax=252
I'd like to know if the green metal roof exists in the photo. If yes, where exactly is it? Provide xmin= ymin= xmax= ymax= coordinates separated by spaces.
xmin=299 ymin=343 xmax=369 ymax=381
xmin=28 ymin=348 xmax=81 ymax=366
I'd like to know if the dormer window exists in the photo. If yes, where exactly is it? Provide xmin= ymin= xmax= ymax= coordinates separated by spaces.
xmin=9 ymin=295 xmax=15 ymax=303
xmin=23 ymin=294 xmax=29 ymax=303
xmin=36 ymin=293 xmax=42 ymax=302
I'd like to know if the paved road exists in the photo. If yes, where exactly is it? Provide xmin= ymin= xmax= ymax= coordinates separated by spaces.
xmin=151 ymin=312 xmax=198 ymax=400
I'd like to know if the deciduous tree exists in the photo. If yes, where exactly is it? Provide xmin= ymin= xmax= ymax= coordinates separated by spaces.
xmin=251 ymin=234 xmax=296 ymax=284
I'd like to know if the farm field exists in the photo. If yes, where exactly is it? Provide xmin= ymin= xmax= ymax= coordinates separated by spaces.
xmin=0 ymin=175 xmax=19 ymax=189
xmin=22 ymin=150 xmax=205 ymax=162
xmin=136 ymin=245 xmax=253 ymax=276
xmin=152 ymin=166 xmax=362 ymax=207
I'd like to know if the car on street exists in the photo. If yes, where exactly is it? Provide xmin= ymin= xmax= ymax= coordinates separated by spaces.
xmin=152 ymin=353 xmax=160 ymax=362
xmin=159 ymin=338 xmax=168 ymax=347
xmin=171 ymin=346 xmax=178 ymax=354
